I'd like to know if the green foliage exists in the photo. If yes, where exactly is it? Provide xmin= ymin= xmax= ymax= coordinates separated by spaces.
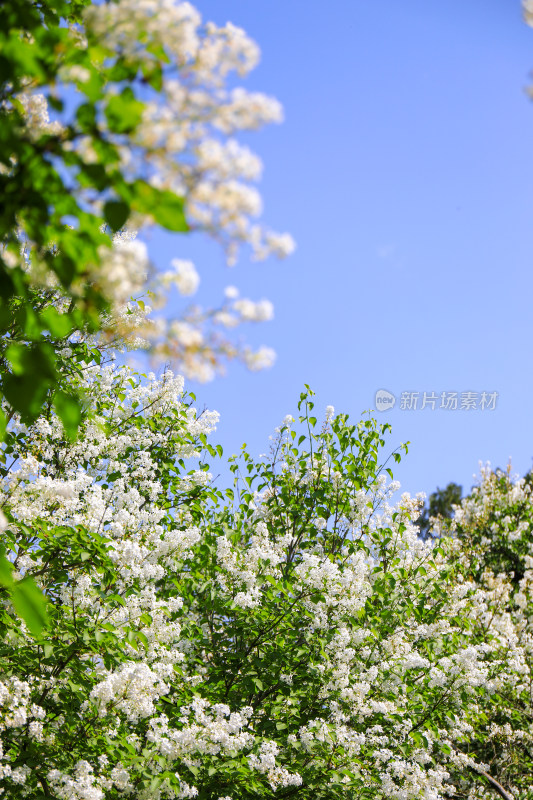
xmin=431 ymin=469 xmax=533 ymax=798
xmin=53 ymin=390 xmax=83 ymax=441
xmin=3 ymin=369 xmax=521 ymax=798
xmin=0 ymin=0 xmax=188 ymax=429
xmin=417 ymin=482 xmax=463 ymax=540
xmin=0 ymin=546 xmax=49 ymax=637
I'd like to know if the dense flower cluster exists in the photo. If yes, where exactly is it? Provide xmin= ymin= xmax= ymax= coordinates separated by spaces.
xmin=80 ymin=0 xmax=295 ymax=267
xmin=2 ymin=4 xmax=533 ymax=798
xmin=0 ymin=367 xmax=530 ymax=798
xmin=3 ymin=0 xmax=294 ymax=387
xmin=431 ymin=465 xmax=533 ymax=799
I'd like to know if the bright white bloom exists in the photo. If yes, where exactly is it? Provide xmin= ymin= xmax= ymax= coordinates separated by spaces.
xmin=233 ymin=298 xmax=274 ymax=322
xmin=242 ymin=346 xmax=276 ymax=371
xmin=97 ymin=239 xmax=149 ymax=308
xmin=160 ymin=259 xmax=201 ymax=296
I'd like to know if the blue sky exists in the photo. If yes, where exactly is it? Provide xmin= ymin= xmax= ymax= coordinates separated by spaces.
xmin=150 ymin=0 xmax=533 ymax=501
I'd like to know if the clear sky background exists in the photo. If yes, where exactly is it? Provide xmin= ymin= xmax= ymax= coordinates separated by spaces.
xmin=148 ymin=0 xmax=533 ymax=501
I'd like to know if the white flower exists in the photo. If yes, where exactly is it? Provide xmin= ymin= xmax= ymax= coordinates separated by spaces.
xmin=233 ymin=298 xmax=274 ymax=322
xmin=243 ymin=346 xmax=276 ymax=371
xmin=58 ymin=65 xmax=91 ymax=83
xmin=165 ymin=259 xmax=200 ymax=296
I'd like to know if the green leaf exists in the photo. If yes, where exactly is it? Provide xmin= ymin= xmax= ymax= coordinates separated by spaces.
xmin=3 ymin=373 xmax=51 ymax=424
xmin=2 ymin=342 xmax=57 ymax=422
xmin=53 ymin=391 xmax=82 ymax=440
xmin=0 ymin=552 xmax=14 ymax=588
xmin=5 ymin=342 xmax=27 ymax=375
xmin=104 ymin=200 xmax=130 ymax=232
xmin=40 ymin=306 xmax=73 ymax=338
xmin=105 ymin=88 xmax=144 ymax=134
xmin=127 ymin=181 xmax=189 ymax=232
xmin=76 ymin=102 xmax=97 ymax=133
xmin=11 ymin=576 xmax=49 ymax=637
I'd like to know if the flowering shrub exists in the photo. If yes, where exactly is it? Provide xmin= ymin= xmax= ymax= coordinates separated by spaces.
xmin=428 ymin=467 xmax=533 ymax=799
xmin=0 ymin=366 xmax=528 ymax=798
xmin=0 ymin=0 xmax=293 ymax=428
xmin=2 ymin=3 xmax=533 ymax=798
